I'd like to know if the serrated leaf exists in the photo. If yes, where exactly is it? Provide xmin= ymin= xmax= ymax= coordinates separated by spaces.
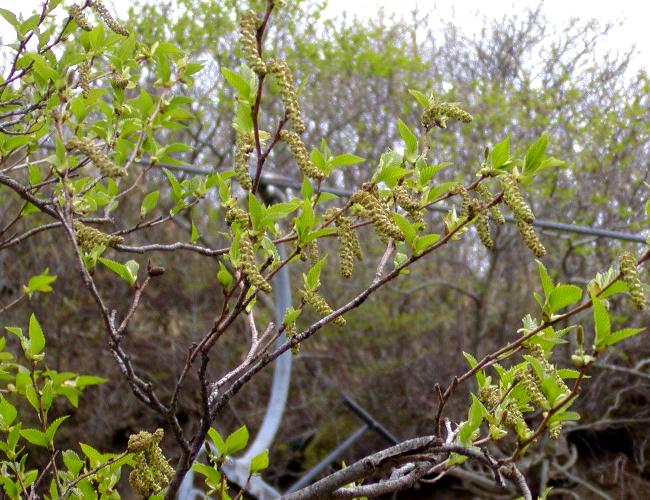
xmin=221 ymin=67 xmax=251 ymax=98
xmin=25 ymin=270 xmax=57 ymax=297
xmin=392 ymin=212 xmax=416 ymax=245
xmin=548 ymin=284 xmax=583 ymax=314
xmin=208 ymin=427 xmax=226 ymax=456
xmin=98 ymin=258 xmax=138 ymax=286
xmin=592 ymin=295 xmax=610 ymax=351
xmin=605 ymin=328 xmax=645 ymax=347
xmin=20 ymin=428 xmax=48 ymax=448
xmin=535 ymin=260 xmax=554 ymax=299
xmin=190 ymin=219 xmax=200 ymax=242
xmin=162 ymin=168 xmax=183 ymax=201
xmin=397 ymin=119 xmax=418 ymax=160
xmin=414 ymin=233 xmax=440 ymax=256
xmin=304 ymin=257 xmax=327 ymax=290
xmin=191 ymin=463 xmax=221 ymax=484
xmin=28 ymin=314 xmax=45 ymax=357
xmin=523 ymin=133 xmax=548 ymax=175
xmin=408 ymin=89 xmax=429 ymax=107
xmin=329 ymin=153 xmax=364 ymax=169
xmin=374 ymin=166 xmax=411 ymax=186
xmin=45 ymin=416 xmax=69 ymax=444
xmin=488 ymin=137 xmax=510 ymax=169
xmin=0 ymin=397 xmax=17 ymax=430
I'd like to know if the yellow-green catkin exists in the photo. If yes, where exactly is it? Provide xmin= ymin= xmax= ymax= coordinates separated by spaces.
xmin=285 ymin=320 xmax=299 ymax=354
xmin=69 ymin=4 xmax=92 ymax=31
xmin=500 ymin=174 xmax=534 ymax=223
xmin=239 ymin=233 xmax=272 ymax=293
xmin=239 ymin=11 xmax=266 ymax=75
xmin=515 ymin=367 xmax=549 ymax=410
xmin=300 ymin=289 xmax=346 ymax=327
xmin=78 ymin=60 xmax=91 ymax=98
xmin=235 ymin=133 xmax=254 ymax=190
xmin=350 ymin=190 xmax=404 ymax=241
xmin=620 ymin=252 xmax=646 ymax=310
xmin=475 ymin=213 xmax=494 ymax=249
xmin=225 ymin=206 xmax=249 ymax=228
xmin=475 ymin=183 xmax=505 ymax=224
xmin=280 ymin=130 xmax=324 ymax=180
xmin=302 ymin=240 xmax=319 ymax=263
xmin=516 ymin=218 xmax=546 ymax=258
xmin=111 ymin=74 xmax=129 ymax=89
xmin=90 ymin=1 xmax=129 ymax=36
xmin=421 ymin=98 xmax=472 ymax=129
xmin=66 ymin=137 xmax=126 ymax=178
xmin=268 ymin=59 xmax=306 ymax=134
xmin=548 ymin=420 xmax=562 ymax=440
xmin=127 ymin=429 xmax=174 ymax=497
xmin=74 ymin=221 xmax=124 ymax=253
xmin=326 ymin=208 xmax=363 ymax=278
xmin=527 ymin=343 xmax=570 ymax=396
xmin=393 ymin=184 xmax=423 ymax=224
xmin=479 ymin=385 xmax=531 ymax=439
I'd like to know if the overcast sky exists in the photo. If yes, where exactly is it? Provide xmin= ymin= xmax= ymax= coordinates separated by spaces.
xmin=1 ymin=0 xmax=648 ymax=70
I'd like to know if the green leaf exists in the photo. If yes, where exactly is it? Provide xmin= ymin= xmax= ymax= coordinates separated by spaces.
xmin=98 ymin=258 xmax=138 ymax=286
xmin=0 ymin=397 xmax=17 ymax=430
xmin=604 ymin=328 xmax=645 ymax=347
xmin=225 ymin=425 xmax=249 ymax=455
xmin=329 ymin=153 xmax=364 ymax=169
xmin=374 ymin=166 xmax=411 ymax=186
xmin=208 ymin=427 xmax=226 ymax=456
xmin=548 ymin=285 xmax=583 ymax=314
xmin=600 ymin=279 xmax=628 ymax=299
xmin=79 ymin=442 xmax=103 ymax=467
xmin=408 ymin=89 xmax=429 ymax=107
xmin=25 ymin=53 xmax=58 ymax=81
xmin=20 ymin=428 xmax=49 ymax=448
xmin=535 ymin=260 xmax=554 ymax=299
xmin=45 ymin=416 xmax=69 ymax=444
xmin=592 ymin=295 xmax=610 ymax=351
xmin=413 ymin=233 xmax=440 ymax=256
xmin=391 ymin=213 xmax=416 ymax=246
xmin=248 ymin=194 xmax=265 ymax=232
xmin=190 ymin=219 xmax=200 ymax=242
xmin=191 ymin=463 xmax=221 ymax=485
xmin=304 ymin=257 xmax=327 ymax=290
xmin=28 ymin=314 xmax=45 ymax=357
xmin=140 ymin=190 xmax=159 ymax=217
xmin=24 ymin=270 xmax=57 ymax=297
xmin=523 ymin=133 xmax=548 ymax=175
xmin=488 ymin=137 xmax=510 ymax=169
xmin=397 ymin=119 xmax=418 ymax=161
xmin=62 ymin=450 xmax=84 ymax=475
xmin=222 ymin=67 xmax=252 ymax=98
xmin=249 ymin=449 xmax=269 ymax=473
xmin=217 ymin=263 xmax=233 ymax=291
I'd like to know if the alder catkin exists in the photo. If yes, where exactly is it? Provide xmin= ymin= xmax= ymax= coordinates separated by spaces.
xmin=74 ymin=221 xmax=124 ymax=253
xmin=300 ymin=289 xmax=346 ymax=327
xmin=66 ymin=137 xmax=126 ymax=178
xmin=501 ymin=174 xmax=535 ymax=223
xmin=90 ymin=1 xmax=129 ymax=36
xmin=620 ymin=252 xmax=646 ymax=310
xmin=516 ymin=218 xmax=546 ymax=258
xmin=280 ymin=130 xmax=325 ymax=180
xmin=127 ymin=429 xmax=174 ymax=497
xmin=239 ymin=233 xmax=272 ymax=293
xmin=475 ymin=183 xmax=505 ymax=224
xmin=239 ymin=11 xmax=267 ymax=75
xmin=421 ymin=98 xmax=472 ymax=129
xmin=234 ymin=133 xmax=254 ymax=190
xmin=350 ymin=190 xmax=404 ymax=241
xmin=69 ymin=4 xmax=93 ymax=31
xmin=268 ymin=59 xmax=306 ymax=134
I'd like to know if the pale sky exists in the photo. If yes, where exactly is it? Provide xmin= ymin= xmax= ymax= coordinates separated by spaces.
xmin=1 ymin=0 xmax=649 ymax=70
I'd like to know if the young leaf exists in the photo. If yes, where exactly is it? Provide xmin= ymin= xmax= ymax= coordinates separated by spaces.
xmin=304 ymin=257 xmax=327 ymax=290
xmin=329 ymin=153 xmax=364 ymax=169
xmin=24 ymin=269 xmax=57 ymax=297
xmin=28 ymin=313 xmax=45 ymax=358
xmin=548 ymin=284 xmax=583 ymax=314
xmin=604 ymin=328 xmax=645 ymax=347
xmin=225 ymin=426 xmax=249 ymax=455
xmin=140 ymin=190 xmax=159 ymax=217
xmin=221 ymin=67 xmax=251 ymax=98
xmin=523 ymin=133 xmax=548 ymax=175
xmin=208 ymin=427 xmax=226 ymax=456
xmin=98 ymin=258 xmax=138 ymax=286
xmin=592 ymin=295 xmax=611 ymax=351
xmin=397 ymin=119 xmax=418 ymax=161
xmin=249 ymin=449 xmax=269 ymax=473
xmin=535 ymin=260 xmax=554 ymax=299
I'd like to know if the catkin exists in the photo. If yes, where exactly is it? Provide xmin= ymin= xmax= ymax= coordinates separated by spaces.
xmin=69 ymin=4 xmax=92 ymax=31
xmin=225 ymin=206 xmax=249 ymax=228
xmin=475 ymin=213 xmax=494 ymax=249
xmin=268 ymin=59 xmax=306 ymax=134
xmin=527 ymin=343 xmax=569 ymax=396
xmin=128 ymin=429 xmax=174 ymax=497
xmin=620 ymin=252 xmax=646 ymax=310
xmin=515 ymin=367 xmax=549 ymax=410
xmin=74 ymin=221 xmax=124 ymax=253
xmin=501 ymin=174 xmax=535 ymax=224
xmin=280 ymin=130 xmax=324 ymax=180
xmin=234 ymin=134 xmax=254 ymax=190
xmin=239 ymin=11 xmax=266 ymax=75
xmin=300 ymin=289 xmax=345 ymax=327
xmin=475 ymin=183 xmax=505 ymax=224
xmin=90 ymin=1 xmax=129 ymax=36
xmin=350 ymin=190 xmax=404 ymax=241
xmin=78 ymin=60 xmax=91 ymax=98
xmin=516 ymin=218 xmax=546 ymax=258
xmin=239 ymin=233 xmax=272 ymax=293
xmin=421 ymin=98 xmax=472 ymax=129
xmin=326 ymin=208 xmax=363 ymax=278
xmin=66 ymin=137 xmax=126 ymax=178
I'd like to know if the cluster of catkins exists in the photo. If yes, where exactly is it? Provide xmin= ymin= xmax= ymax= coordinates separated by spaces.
xmin=351 ymin=189 xmax=404 ymax=242
xmin=127 ymin=429 xmax=174 ymax=497
xmin=234 ymin=133 xmax=255 ymax=190
xmin=325 ymin=208 xmax=363 ymax=278
xmin=421 ymin=97 xmax=473 ymax=129
xmin=73 ymin=221 xmax=123 ymax=253
xmin=620 ymin=252 xmax=646 ymax=310
xmin=268 ymin=59 xmax=306 ymax=134
xmin=240 ymin=232 xmax=272 ymax=293
xmin=300 ymin=289 xmax=346 ymax=327
xmin=393 ymin=184 xmax=423 ymax=224
xmin=500 ymin=174 xmax=546 ymax=257
xmin=69 ymin=2 xmax=129 ymax=36
xmin=451 ymin=184 xmax=499 ymax=250
xmin=225 ymin=206 xmax=250 ymax=228
xmin=479 ymin=383 xmax=532 ymax=441
xmin=283 ymin=312 xmax=300 ymax=354
xmin=66 ymin=137 xmax=126 ymax=178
